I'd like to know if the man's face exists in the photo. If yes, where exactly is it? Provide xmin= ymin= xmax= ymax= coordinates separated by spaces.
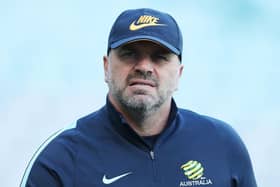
xmin=104 ymin=41 xmax=183 ymax=112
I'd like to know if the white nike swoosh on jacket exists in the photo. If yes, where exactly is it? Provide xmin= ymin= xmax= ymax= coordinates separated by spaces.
xmin=102 ymin=172 xmax=132 ymax=184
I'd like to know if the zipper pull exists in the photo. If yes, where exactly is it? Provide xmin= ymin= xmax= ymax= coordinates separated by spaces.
xmin=150 ymin=150 xmax=155 ymax=160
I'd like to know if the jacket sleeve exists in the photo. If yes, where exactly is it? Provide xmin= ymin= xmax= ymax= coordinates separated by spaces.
xmin=221 ymin=123 xmax=258 ymax=187
xmin=23 ymin=160 xmax=63 ymax=187
xmin=20 ymin=129 xmax=77 ymax=187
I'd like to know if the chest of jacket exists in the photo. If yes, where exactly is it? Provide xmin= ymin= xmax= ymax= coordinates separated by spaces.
xmin=73 ymin=127 xmax=230 ymax=187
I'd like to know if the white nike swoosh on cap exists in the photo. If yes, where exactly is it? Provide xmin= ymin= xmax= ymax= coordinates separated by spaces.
xmin=102 ymin=172 xmax=132 ymax=184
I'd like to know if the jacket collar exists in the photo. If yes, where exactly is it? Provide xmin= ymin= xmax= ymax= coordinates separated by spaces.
xmin=105 ymin=96 xmax=179 ymax=150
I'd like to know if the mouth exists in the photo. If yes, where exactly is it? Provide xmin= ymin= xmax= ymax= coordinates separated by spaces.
xmin=128 ymin=79 xmax=156 ymax=87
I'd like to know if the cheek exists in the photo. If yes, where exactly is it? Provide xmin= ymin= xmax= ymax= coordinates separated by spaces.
xmin=160 ymin=70 xmax=180 ymax=89
xmin=108 ymin=66 xmax=129 ymax=84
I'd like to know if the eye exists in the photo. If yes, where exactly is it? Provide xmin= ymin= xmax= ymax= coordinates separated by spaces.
xmin=118 ymin=49 xmax=138 ymax=59
xmin=152 ymin=53 xmax=169 ymax=62
xmin=122 ymin=51 xmax=135 ymax=57
xmin=158 ymin=55 xmax=168 ymax=60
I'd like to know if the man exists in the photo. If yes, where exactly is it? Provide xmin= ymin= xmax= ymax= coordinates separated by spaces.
xmin=21 ymin=8 xmax=257 ymax=187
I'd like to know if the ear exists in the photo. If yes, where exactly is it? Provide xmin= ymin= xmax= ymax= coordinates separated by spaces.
xmin=103 ymin=55 xmax=109 ymax=83
xmin=178 ymin=64 xmax=184 ymax=78
xmin=174 ymin=64 xmax=184 ymax=91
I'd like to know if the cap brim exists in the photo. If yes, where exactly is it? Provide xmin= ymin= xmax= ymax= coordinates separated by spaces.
xmin=110 ymin=35 xmax=180 ymax=55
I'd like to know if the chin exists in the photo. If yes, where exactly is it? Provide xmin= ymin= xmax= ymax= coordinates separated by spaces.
xmin=130 ymin=94 xmax=153 ymax=103
xmin=126 ymin=95 xmax=155 ymax=107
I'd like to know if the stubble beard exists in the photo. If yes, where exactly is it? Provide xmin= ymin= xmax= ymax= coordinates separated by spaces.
xmin=108 ymin=78 xmax=171 ymax=122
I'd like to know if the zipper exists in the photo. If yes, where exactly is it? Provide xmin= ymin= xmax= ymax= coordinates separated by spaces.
xmin=150 ymin=150 xmax=155 ymax=160
xmin=149 ymin=150 xmax=158 ymax=182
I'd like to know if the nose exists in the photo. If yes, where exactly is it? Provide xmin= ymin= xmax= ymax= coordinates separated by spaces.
xmin=134 ymin=56 xmax=154 ymax=75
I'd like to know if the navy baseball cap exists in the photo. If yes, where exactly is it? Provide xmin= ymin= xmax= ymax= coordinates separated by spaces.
xmin=107 ymin=8 xmax=183 ymax=59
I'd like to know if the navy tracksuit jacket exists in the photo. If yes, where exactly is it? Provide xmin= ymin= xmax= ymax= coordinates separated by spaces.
xmin=21 ymin=99 xmax=257 ymax=187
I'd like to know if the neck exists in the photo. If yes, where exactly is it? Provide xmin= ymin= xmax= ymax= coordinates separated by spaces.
xmin=109 ymin=95 xmax=172 ymax=136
